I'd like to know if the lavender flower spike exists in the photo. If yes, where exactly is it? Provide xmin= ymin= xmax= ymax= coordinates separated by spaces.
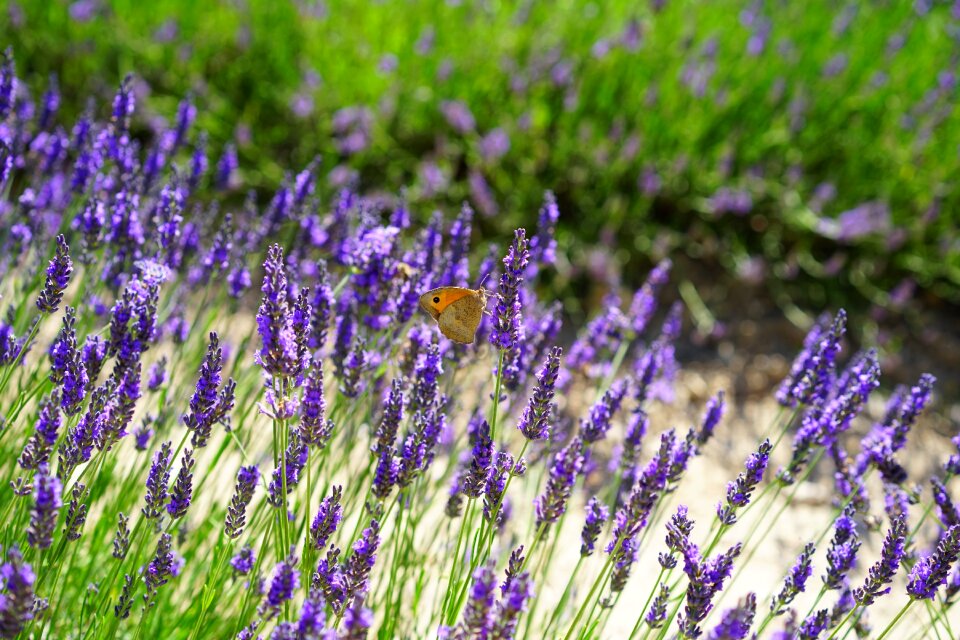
xmin=260 ymin=553 xmax=299 ymax=619
xmin=183 ymin=332 xmax=235 ymax=448
xmin=580 ymin=496 xmax=609 ymax=557
xmin=0 ymin=547 xmax=35 ymax=636
xmin=629 ymin=258 xmax=672 ymax=336
xmin=489 ymin=228 xmax=530 ymax=352
xmin=771 ymin=542 xmax=815 ymax=614
xmin=165 ymin=448 xmax=196 ymax=519
xmin=225 ymin=465 xmax=260 ymax=539
xmin=143 ymin=533 xmax=174 ymax=608
xmin=256 ymin=244 xmax=300 ymax=378
xmin=853 ymin=514 xmax=907 ymax=607
xmin=707 ymin=593 xmax=757 ymax=640
xmin=343 ymin=519 xmax=380 ymax=603
xmin=534 ymin=436 xmax=585 ymax=529
xmin=490 ymin=571 xmax=533 ymax=639
xmin=142 ymin=441 xmax=173 ymax=520
xmin=310 ymin=485 xmax=343 ymax=550
xmin=453 ymin=562 xmax=496 ymax=639
xmin=516 ymin=346 xmax=562 ymax=440
xmin=679 ymin=540 xmax=743 ymax=639
xmin=28 ymin=464 xmax=62 ymax=549
xmin=907 ymin=524 xmax=960 ymax=599
xmin=37 ymin=235 xmax=73 ymax=314
xmin=645 ymin=583 xmax=670 ymax=629
xmin=823 ymin=505 xmax=860 ymax=590
xmin=717 ymin=439 xmax=771 ymax=525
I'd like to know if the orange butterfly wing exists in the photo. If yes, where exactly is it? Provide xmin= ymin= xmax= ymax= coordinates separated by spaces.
xmin=419 ymin=287 xmax=476 ymax=321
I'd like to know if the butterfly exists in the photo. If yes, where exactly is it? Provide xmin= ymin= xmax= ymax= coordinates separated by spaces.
xmin=419 ymin=286 xmax=489 ymax=344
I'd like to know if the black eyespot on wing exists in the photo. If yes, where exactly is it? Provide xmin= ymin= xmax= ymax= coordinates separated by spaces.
xmin=433 ymin=296 xmax=440 ymax=303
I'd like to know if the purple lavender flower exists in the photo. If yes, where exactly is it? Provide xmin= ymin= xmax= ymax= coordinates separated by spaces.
xmin=313 ymin=546 xmax=345 ymax=613
xmin=0 ymin=547 xmax=35 ymax=636
xmin=500 ymin=545 xmax=525 ymax=597
xmin=907 ymin=524 xmax=960 ymax=599
xmin=454 ymin=562 xmax=496 ymax=638
xmin=679 ymin=540 xmax=743 ymax=639
xmin=310 ymin=485 xmax=343 ymax=550
xmin=629 ymin=259 xmax=671 ymax=336
xmin=261 ymin=553 xmax=299 ymax=619
xmin=618 ymin=409 xmax=649 ymax=487
xmin=645 ymin=582 xmax=670 ymax=629
xmin=717 ymin=439 xmax=771 ymax=525
xmin=490 ymin=571 xmax=533 ymax=639
xmin=582 ymin=379 xmax=628 ymax=443
xmin=165 ymin=448 xmax=195 ymax=519
xmin=771 ymin=543 xmax=815 ymax=614
xmin=479 ymin=128 xmax=510 ymax=163
xmin=698 ymin=391 xmax=725 ymax=445
xmin=36 ymin=235 xmax=72 ymax=314
xmin=143 ymin=532 xmax=174 ymax=608
xmin=228 ymin=263 xmax=251 ymax=299
xmin=528 ymin=192 xmax=560 ymax=269
xmin=343 ymin=519 xmax=380 ymax=603
xmin=183 ymin=332 xmax=235 ymax=448
xmin=63 ymin=481 xmax=88 ymax=541
xmin=338 ymin=338 xmax=368 ymax=399
xmin=18 ymin=393 xmax=62 ymax=470
xmin=79 ymin=335 xmax=105 ymax=391
xmin=931 ymin=477 xmax=960 ymax=529
xmin=610 ymin=429 xmax=674 ymax=550
xmin=580 ymin=496 xmax=609 ymax=557
xmin=372 ymin=442 xmax=399 ymax=501
xmin=27 ymin=464 xmax=62 ymax=549
xmin=147 ymin=357 xmax=167 ymax=391
xmin=300 ymin=362 xmax=332 ymax=449
xmin=112 ymin=513 xmax=130 ymax=559
xmin=230 ymin=545 xmax=255 ymax=576
xmin=142 ymin=440 xmax=173 ymax=520
xmin=707 ymin=593 xmax=757 ymax=640
xmin=607 ymin=430 xmax=675 ymax=591
xmin=777 ymin=311 xmax=846 ymax=408
xmin=225 ymin=464 xmax=259 ymax=539
xmin=49 ymin=308 xmax=87 ymax=415
xmin=661 ymin=505 xmax=695 ymax=569
xmin=568 ymin=298 xmax=628 ymax=378
xmin=463 ymin=421 xmax=493 ymax=499
xmin=155 ymin=186 xmax=185 ymax=267
xmin=0 ymin=47 xmax=16 ymax=121
xmin=853 ymin=515 xmax=906 ymax=606
xmin=517 ymin=346 xmax=562 ymax=440
xmin=823 ymin=506 xmax=860 ymax=589
xmin=443 ymin=203 xmax=473 ymax=287
xmin=409 ymin=344 xmax=442 ymax=416
xmin=483 ymin=450 xmax=513 ymax=526
xmin=267 ymin=429 xmax=308 ymax=507
xmin=440 ymin=100 xmax=475 ymax=133
xmin=489 ymin=229 xmax=530 ymax=352
xmin=309 ymin=261 xmax=334 ymax=351
xmin=171 ymin=94 xmax=196 ymax=150
xmin=535 ymin=435 xmax=585 ymax=529
xmin=216 ymin=143 xmax=238 ymax=190
xmin=296 ymin=595 xmax=326 ymax=638
xmin=342 ymin=598 xmax=373 ymax=639
xmin=257 ymin=245 xmax=302 ymax=379
xmin=797 ymin=609 xmax=829 ymax=640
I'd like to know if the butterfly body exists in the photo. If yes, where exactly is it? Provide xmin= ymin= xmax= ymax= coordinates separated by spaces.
xmin=419 ymin=286 xmax=488 ymax=344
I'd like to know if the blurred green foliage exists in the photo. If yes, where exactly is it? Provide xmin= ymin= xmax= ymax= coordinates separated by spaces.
xmin=4 ymin=0 xmax=959 ymax=321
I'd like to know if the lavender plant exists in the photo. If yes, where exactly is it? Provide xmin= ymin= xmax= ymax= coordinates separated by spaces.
xmin=0 ymin=50 xmax=954 ymax=640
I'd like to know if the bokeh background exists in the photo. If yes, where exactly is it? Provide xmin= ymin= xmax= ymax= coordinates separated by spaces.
xmin=4 ymin=0 xmax=959 ymax=394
